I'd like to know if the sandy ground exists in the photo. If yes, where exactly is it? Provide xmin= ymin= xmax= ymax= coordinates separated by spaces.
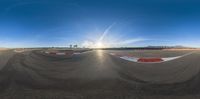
xmin=0 ymin=49 xmax=200 ymax=99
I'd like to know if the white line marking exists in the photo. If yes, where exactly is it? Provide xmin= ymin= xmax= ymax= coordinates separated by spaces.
xmin=120 ymin=56 xmax=139 ymax=62
xmin=162 ymin=56 xmax=181 ymax=62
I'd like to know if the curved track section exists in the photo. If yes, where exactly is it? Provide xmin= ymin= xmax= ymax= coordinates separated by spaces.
xmin=111 ymin=51 xmax=200 ymax=84
xmin=0 ymin=50 xmax=200 ymax=98
xmin=110 ymin=51 xmax=195 ymax=63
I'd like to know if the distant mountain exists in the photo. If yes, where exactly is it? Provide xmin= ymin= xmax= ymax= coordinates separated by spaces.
xmin=0 ymin=47 xmax=9 ymax=50
xmin=147 ymin=45 xmax=194 ymax=49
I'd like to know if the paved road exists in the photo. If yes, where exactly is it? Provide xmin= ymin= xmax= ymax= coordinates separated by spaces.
xmin=0 ymin=50 xmax=15 ymax=69
xmin=0 ymin=50 xmax=200 ymax=99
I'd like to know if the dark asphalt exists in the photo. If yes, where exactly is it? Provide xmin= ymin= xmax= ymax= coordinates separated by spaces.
xmin=0 ymin=49 xmax=200 ymax=99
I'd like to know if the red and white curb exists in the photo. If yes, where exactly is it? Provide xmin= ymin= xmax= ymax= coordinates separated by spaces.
xmin=73 ymin=52 xmax=81 ymax=55
xmin=44 ymin=51 xmax=90 ymax=56
xmin=44 ymin=51 xmax=73 ymax=55
xmin=110 ymin=52 xmax=194 ymax=63
xmin=73 ymin=51 xmax=90 ymax=55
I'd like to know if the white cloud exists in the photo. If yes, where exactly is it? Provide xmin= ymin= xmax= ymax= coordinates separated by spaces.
xmin=117 ymin=38 xmax=147 ymax=45
xmin=81 ymin=40 xmax=95 ymax=48
xmin=107 ymin=38 xmax=148 ymax=47
xmin=81 ymin=38 xmax=148 ymax=48
xmin=99 ymin=22 xmax=116 ymax=41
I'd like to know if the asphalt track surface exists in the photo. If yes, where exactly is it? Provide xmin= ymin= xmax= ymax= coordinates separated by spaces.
xmin=0 ymin=49 xmax=200 ymax=99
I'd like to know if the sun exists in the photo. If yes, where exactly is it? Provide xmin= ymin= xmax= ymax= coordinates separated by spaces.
xmin=95 ymin=42 xmax=104 ymax=48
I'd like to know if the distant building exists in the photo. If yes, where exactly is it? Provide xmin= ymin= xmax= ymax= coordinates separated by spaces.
xmin=73 ymin=45 xmax=78 ymax=48
xmin=69 ymin=45 xmax=73 ymax=48
xmin=69 ymin=44 xmax=78 ymax=48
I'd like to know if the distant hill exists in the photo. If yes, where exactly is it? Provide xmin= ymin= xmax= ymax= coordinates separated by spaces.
xmin=146 ymin=45 xmax=194 ymax=49
xmin=98 ymin=45 xmax=198 ymax=50
xmin=0 ymin=48 xmax=9 ymax=50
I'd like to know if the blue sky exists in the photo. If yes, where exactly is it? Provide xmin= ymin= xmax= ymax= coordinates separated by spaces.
xmin=0 ymin=0 xmax=200 ymax=48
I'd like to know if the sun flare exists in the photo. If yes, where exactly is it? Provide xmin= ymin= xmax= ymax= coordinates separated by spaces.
xmin=95 ymin=42 xmax=105 ymax=48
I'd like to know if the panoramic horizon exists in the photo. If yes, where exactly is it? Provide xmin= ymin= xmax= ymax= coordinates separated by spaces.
xmin=0 ymin=0 xmax=200 ymax=48
xmin=1 ymin=1 xmax=200 ymax=99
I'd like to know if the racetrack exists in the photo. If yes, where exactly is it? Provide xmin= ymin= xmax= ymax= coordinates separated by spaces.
xmin=0 ymin=49 xmax=200 ymax=99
